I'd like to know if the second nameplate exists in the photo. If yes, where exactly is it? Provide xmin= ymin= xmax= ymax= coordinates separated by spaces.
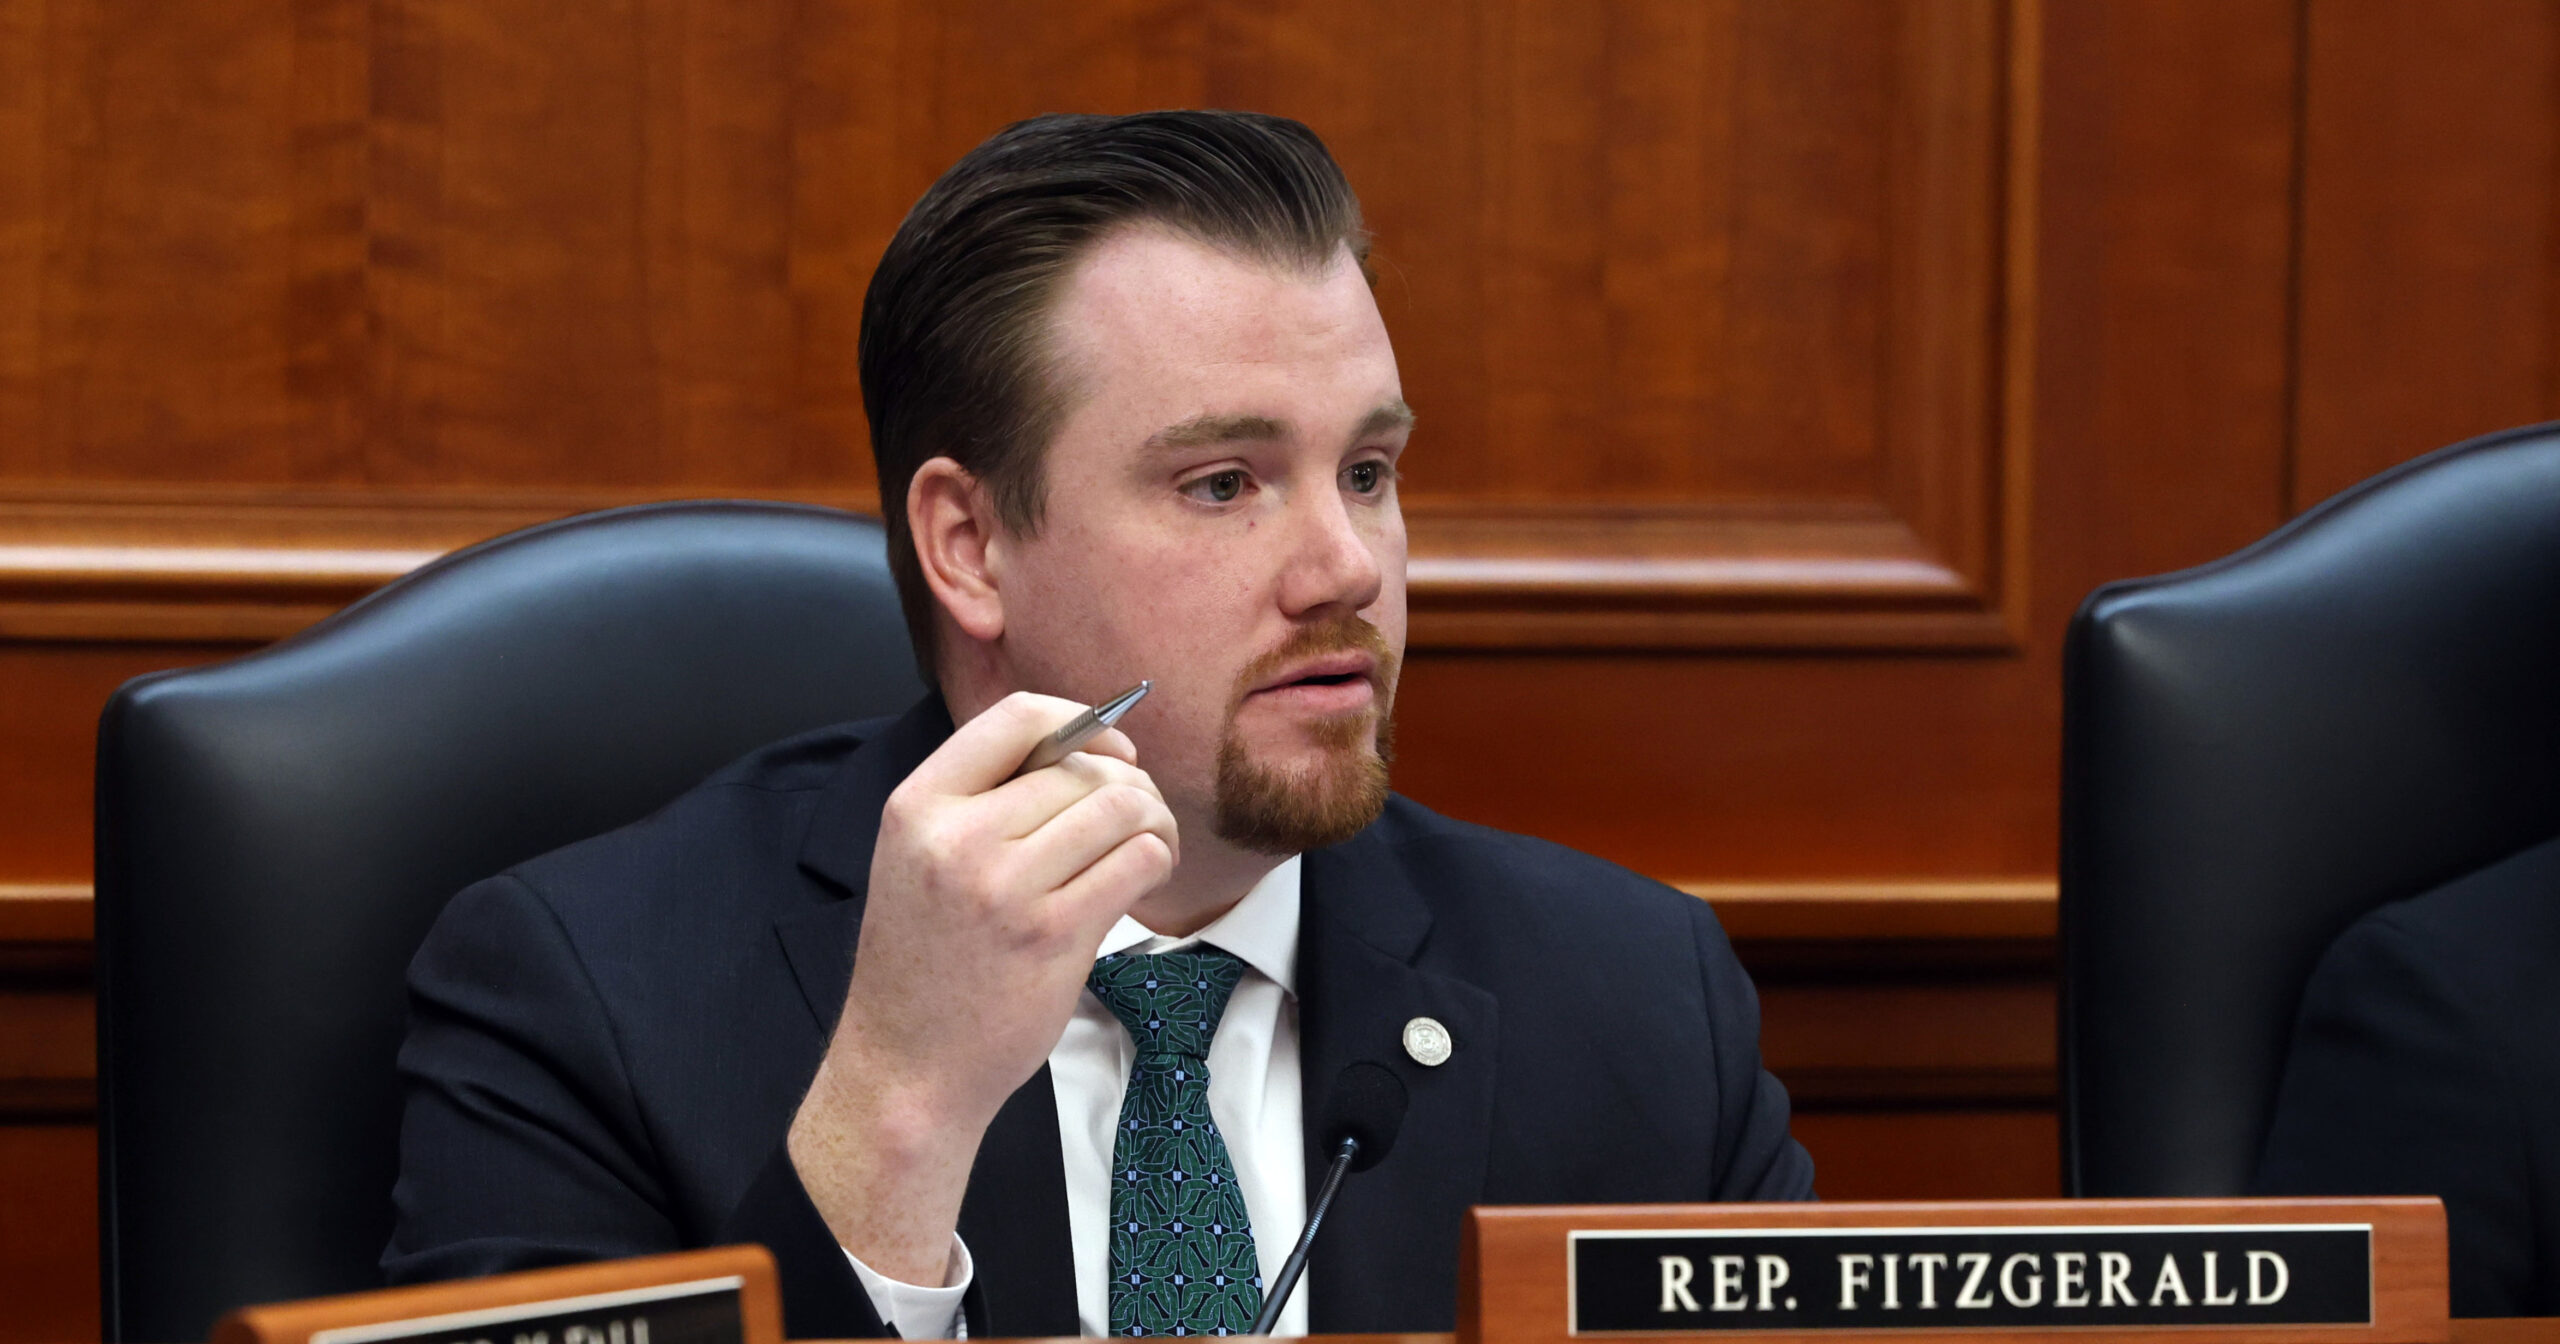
xmin=1460 ymin=1198 xmax=2447 ymax=1344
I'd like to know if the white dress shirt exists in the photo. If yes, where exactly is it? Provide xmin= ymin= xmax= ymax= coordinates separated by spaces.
xmin=847 ymin=857 xmax=1308 ymax=1339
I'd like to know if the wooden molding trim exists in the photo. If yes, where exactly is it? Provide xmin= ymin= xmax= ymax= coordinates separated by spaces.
xmin=1401 ymin=503 xmax=2017 ymax=651
xmin=1683 ymin=879 xmax=2058 ymax=941
xmin=0 ymin=1077 xmax=95 ymax=1122
xmin=0 ymin=884 xmax=93 ymax=943
xmin=0 ymin=486 xmax=875 ymax=641
xmin=0 ymin=490 xmax=2029 ymax=649
xmin=1 ymin=878 xmax=2056 ymax=947
xmin=1778 ymin=1065 xmax=2054 ymax=1108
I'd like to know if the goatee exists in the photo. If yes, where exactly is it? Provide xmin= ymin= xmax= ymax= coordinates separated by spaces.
xmin=1211 ymin=615 xmax=1398 ymax=854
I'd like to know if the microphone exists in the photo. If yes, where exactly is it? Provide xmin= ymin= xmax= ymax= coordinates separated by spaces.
xmin=1251 ymin=1061 xmax=1410 ymax=1335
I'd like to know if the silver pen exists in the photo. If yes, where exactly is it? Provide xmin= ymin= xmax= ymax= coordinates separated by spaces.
xmin=1009 ymin=680 xmax=1152 ymax=779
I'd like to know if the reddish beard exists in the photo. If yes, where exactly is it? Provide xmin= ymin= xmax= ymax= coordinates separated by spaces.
xmin=1212 ymin=614 xmax=1399 ymax=854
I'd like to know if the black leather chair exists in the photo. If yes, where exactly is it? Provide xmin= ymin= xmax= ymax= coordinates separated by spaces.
xmin=95 ymin=500 xmax=925 ymax=1343
xmin=2059 ymin=421 xmax=2560 ymax=1198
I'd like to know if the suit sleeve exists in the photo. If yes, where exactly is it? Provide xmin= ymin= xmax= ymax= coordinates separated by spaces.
xmin=1689 ymin=898 xmax=1818 ymax=1201
xmin=2250 ymin=910 xmax=2532 ymax=1317
xmin=385 ymin=873 xmax=892 ymax=1338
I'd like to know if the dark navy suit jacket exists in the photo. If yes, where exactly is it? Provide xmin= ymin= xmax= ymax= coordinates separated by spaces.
xmin=2253 ymin=830 xmax=2560 ymax=1317
xmin=385 ymin=696 xmax=1816 ymax=1336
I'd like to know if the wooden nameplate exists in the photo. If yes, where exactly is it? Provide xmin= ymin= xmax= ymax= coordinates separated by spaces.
xmin=1460 ymin=1199 xmax=2448 ymax=1344
xmin=209 ymin=1245 xmax=781 ymax=1344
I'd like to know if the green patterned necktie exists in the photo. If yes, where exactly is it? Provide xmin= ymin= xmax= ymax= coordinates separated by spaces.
xmin=1086 ymin=947 xmax=1263 ymax=1337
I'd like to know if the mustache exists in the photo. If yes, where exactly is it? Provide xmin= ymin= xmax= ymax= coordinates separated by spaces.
xmin=1229 ymin=614 xmax=1399 ymax=703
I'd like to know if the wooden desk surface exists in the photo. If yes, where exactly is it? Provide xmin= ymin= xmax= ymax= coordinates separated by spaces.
xmin=816 ymin=1326 xmax=2555 ymax=1344
xmin=17 ymin=1308 xmax=2542 ymax=1344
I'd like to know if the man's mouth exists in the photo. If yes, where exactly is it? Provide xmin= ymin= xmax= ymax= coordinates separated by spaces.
xmin=1251 ymin=652 xmax=1377 ymax=696
xmin=1227 ymin=617 xmax=1399 ymax=730
xmin=1241 ymin=654 xmax=1381 ymax=723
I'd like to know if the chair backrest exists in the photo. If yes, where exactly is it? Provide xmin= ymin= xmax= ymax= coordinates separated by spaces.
xmin=95 ymin=500 xmax=925 ymax=1343
xmin=2059 ymin=422 xmax=2560 ymax=1197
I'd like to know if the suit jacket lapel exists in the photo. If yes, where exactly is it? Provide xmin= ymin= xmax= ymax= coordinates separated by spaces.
xmin=772 ymin=695 xmax=1081 ymax=1337
xmin=773 ymin=692 xmax=944 ymax=1042
xmin=1297 ymin=831 xmax=1499 ymax=1332
xmin=955 ymin=1065 xmax=1080 ymax=1335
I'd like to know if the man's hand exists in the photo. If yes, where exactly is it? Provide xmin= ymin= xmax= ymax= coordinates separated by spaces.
xmin=788 ymin=692 xmax=1179 ymax=1285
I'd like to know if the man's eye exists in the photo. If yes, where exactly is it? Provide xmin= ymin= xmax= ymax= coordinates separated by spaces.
xmin=1186 ymin=470 xmax=1246 ymax=503
xmin=1344 ymin=461 xmax=1385 ymax=495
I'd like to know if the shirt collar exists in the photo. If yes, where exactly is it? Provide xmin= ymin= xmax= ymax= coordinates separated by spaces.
xmin=1093 ymin=854 xmax=1301 ymax=996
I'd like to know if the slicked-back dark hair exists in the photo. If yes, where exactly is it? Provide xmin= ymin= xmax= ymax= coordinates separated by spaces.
xmin=860 ymin=110 xmax=1369 ymax=683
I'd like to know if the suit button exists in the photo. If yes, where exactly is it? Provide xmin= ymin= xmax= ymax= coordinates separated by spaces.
xmin=1402 ymin=1015 xmax=1453 ymax=1066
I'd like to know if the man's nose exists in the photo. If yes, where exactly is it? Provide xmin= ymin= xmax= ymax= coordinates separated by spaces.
xmin=1277 ymin=485 xmax=1385 ymax=616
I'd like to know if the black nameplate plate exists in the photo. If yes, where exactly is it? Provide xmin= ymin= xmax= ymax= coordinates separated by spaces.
xmin=1570 ymin=1226 xmax=2370 ymax=1333
xmin=305 ymin=1277 xmax=744 ymax=1344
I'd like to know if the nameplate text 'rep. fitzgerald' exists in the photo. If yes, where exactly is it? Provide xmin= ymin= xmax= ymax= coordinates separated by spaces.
xmin=1569 ymin=1226 xmax=2370 ymax=1334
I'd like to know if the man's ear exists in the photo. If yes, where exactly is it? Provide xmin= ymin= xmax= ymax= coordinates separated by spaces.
xmin=908 ymin=456 xmax=1007 ymax=644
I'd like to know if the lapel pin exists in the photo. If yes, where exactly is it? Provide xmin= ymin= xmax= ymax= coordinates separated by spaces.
xmin=1402 ymin=1015 xmax=1453 ymax=1067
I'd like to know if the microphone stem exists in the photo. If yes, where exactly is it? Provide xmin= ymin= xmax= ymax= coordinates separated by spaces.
xmin=1250 ymin=1136 xmax=1357 ymax=1335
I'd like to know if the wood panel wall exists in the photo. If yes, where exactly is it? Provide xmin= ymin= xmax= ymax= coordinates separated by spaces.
xmin=8 ymin=1 xmax=2560 ymax=1338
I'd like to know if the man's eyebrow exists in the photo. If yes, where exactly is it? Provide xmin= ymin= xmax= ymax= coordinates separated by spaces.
xmin=1356 ymin=399 xmax=1416 ymax=440
xmin=1144 ymin=413 xmax=1286 ymax=451
xmin=1140 ymin=400 xmax=1414 ymax=453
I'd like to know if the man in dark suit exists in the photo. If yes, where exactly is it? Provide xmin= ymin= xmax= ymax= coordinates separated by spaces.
xmin=386 ymin=109 xmax=1813 ymax=1338
xmin=2252 ymin=830 xmax=2560 ymax=1317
